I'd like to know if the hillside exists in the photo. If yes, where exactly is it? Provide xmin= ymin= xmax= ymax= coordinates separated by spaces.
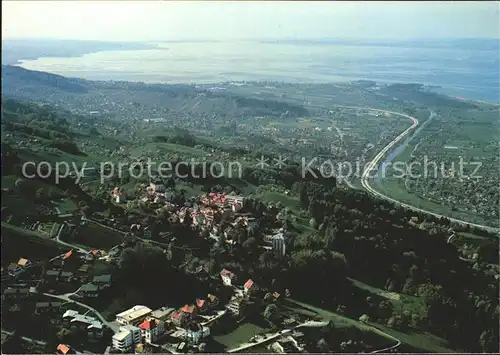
xmin=1 ymin=65 xmax=310 ymax=119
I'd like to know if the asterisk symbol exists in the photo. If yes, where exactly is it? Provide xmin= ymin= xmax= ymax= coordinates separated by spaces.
xmin=256 ymin=155 xmax=268 ymax=169
xmin=273 ymin=155 xmax=287 ymax=169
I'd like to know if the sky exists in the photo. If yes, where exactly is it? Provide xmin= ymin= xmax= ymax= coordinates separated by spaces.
xmin=2 ymin=1 xmax=499 ymax=42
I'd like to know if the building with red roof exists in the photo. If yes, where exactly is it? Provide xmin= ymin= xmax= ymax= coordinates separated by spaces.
xmin=220 ymin=269 xmax=236 ymax=286
xmin=243 ymin=279 xmax=257 ymax=294
xmin=139 ymin=318 xmax=165 ymax=344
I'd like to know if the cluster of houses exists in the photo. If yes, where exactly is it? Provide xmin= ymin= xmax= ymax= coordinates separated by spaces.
xmin=41 ymin=248 xmax=112 ymax=298
xmin=108 ymin=176 xmax=290 ymax=260
xmin=2 ymin=250 xmax=112 ymax=317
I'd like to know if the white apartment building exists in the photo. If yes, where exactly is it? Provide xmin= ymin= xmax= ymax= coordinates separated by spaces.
xmin=112 ymin=324 xmax=142 ymax=352
xmin=264 ymin=233 xmax=286 ymax=257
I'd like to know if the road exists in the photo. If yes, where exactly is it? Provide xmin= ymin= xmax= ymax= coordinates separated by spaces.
xmin=337 ymin=105 xmax=498 ymax=233
xmin=54 ymin=223 xmax=89 ymax=253
xmin=43 ymin=292 xmax=119 ymax=333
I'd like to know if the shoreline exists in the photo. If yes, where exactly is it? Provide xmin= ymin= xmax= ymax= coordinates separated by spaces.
xmin=8 ymin=62 xmax=500 ymax=105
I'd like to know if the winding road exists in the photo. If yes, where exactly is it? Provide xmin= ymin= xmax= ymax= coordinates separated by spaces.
xmin=54 ymin=223 xmax=89 ymax=253
xmin=338 ymin=105 xmax=498 ymax=233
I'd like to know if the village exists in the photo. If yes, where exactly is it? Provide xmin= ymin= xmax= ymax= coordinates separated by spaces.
xmin=1 ymin=176 xmax=334 ymax=355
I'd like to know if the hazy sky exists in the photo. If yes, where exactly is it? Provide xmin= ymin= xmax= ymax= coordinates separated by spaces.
xmin=2 ymin=1 xmax=499 ymax=41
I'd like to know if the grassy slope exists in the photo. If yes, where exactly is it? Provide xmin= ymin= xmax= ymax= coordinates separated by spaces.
xmin=1 ymin=222 xmax=65 ymax=262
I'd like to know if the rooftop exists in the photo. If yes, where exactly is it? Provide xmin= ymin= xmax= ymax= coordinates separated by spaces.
xmin=112 ymin=330 xmax=131 ymax=342
xmin=79 ymin=283 xmax=99 ymax=292
xmin=116 ymin=305 xmax=152 ymax=322
xmin=151 ymin=307 xmax=175 ymax=319
xmin=92 ymin=274 xmax=112 ymax=283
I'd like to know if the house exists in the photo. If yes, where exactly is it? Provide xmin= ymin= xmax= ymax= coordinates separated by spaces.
xmin=61 ymin=249 xmax=79 ymax=266
xmin=113 ymin=325 xmax=142 ymax=352
xmin=139 ymin=318 xmax=165 ymax=344
xmin=180 ymin=304 xmax=197 ymax=318
xmin=45 ymin=269 xmax=61 ymax=282
xmin=92 ymin=274 xmax=112 ymax=289
xmin=113 ymin=187 xmax=126 ymax=203
xmin=59 ymin=271 xmax=74 ymax=282
xmin=77 ymin=264 xmax=90 ymax=275
xmin=170 ymin=311 xmax=189 ymax=327
xmin=195 ymin=298 xmax=208 ymax=313
xmin=143 ymin=226 xmax=153 ymax=240
xmin=193 ymin=266 xmax=210 ymax=281
xmin=243 ymin=279 xmax=257 ymax=295
xmin=35 ymin=301 xmax=63 ymax=314
xmin=45 ymin=269 xmax=75 ymax=283
xmin=225 ymin=194 xmax=244 ymax=208
xmin=86 ymin=249 xmax=105 ymax=261
xmin=2 ymin=287 xmax=30 ymax=301
xmin=207 ymin=294 xmax=219 ymax=309
xmin=207 ymin=192 xmax=227 ymax=207
xmin=185 ymin=323 xmax=210 ymax=345
xmin=220 ymin=269 xmax=236 ymax=286
xmin=191 ymin=213 xmax=205 ymax=227
xmin=63 ymin=250 xmax=73 ymax=260
xmin=116 ymin=305 xmax=152 ymax=326
xmin=149 ymin=178 xmax=166 ymax=193
xmin=232 ymin=201 xmax=242 ymax=213
xmin=17 ymin=258 xmax=31 ymax=267
xmin=7 ymin=262 xmax=24 ymax=277
xmin=76 ymin=283 xmax=100 ymax=298
xmin=57 ymin=344 xmax=76 ymax=355
xmin=130 ymin=224 xmax=141 ymax=235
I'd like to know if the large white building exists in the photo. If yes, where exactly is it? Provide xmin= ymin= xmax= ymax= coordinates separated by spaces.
xmin=112 ymin=324 xmax=141 ymax=352
xmin=116 ymin=305 xmax=152 ymax=326
xmin=264 ymin=233 xmax=286 ymax=257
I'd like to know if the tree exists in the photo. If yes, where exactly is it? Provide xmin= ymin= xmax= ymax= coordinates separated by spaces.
xmin=379 ymin=300 xmax=393 ymax=319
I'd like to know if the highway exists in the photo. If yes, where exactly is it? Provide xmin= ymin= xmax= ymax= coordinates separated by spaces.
xmin=336 ymin=105 xmax=499 ymax=233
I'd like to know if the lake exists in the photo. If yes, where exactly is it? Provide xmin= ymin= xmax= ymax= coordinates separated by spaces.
xmin=17 ymin=39 xmax=500 ymax=103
